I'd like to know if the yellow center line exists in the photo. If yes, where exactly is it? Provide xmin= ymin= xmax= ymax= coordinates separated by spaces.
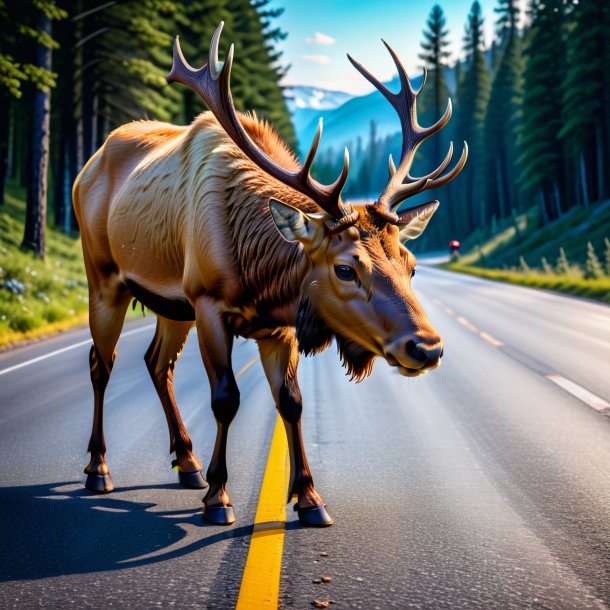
xmin=236 ymin=354 xmax=261 ymax=380
xmin=236 ymin=415 xmax=290 ymax=610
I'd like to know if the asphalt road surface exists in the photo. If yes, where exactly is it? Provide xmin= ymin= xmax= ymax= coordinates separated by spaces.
xmin=0 ymin=265 xmax=609 ymax=609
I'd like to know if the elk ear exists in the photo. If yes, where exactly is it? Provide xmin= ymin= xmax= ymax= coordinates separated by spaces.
xmin=268 ymin=198 xmax=318 ymax=243
xmin=396 ymin=200 xmax=439 ymax=241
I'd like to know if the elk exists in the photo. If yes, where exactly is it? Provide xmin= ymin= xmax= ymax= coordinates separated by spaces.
xmin=73 ymin=22 xmax=466 ymax=527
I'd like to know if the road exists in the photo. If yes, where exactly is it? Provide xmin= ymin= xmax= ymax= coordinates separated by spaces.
xmin=0 ymin=265 xmax=609 ymax=609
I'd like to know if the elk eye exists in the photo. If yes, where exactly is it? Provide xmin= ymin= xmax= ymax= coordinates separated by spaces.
xmin=411 ymin=267 xmax=416 ymax=278
xmin=334 ymin=265 xmax=356 ymax=282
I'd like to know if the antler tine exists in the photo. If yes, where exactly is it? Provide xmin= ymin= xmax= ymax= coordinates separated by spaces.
xmin=328 ymin=146 xmax=350 ymax=199
xmin=381 ymin=39 xmax=417 ymax=98
xmin=348 ymin=38 xmax=467 ymax=216
xmin=417 ymin=98 xmax=452 ymax=145
xmin=425 ymin=142 xmax=468 ymax=190
xmin=167 ymin=22 xmax=354 ymax=225
xmin=300 ymin=118 xmax=323 ymax=179
xmin=209 ymin=21 xmax=223 ymax=80
xmin=415 ymin=65 xmax=427 ymax=96
xmin=346 ymin=53 xmax=394 ymax=102
xmin=388 ymin=142 xmax=468 ymax=210
xmin=406 ymin=141 xmax=453 ymax=181
xmin=388 ymin=154 xmax=397 ymax=177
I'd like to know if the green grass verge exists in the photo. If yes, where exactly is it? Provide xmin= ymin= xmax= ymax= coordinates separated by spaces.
xmin=0 ymin=181 xmax=146 ymax=349
xmin=442 ymin=262 xmax=610 ymax=304
xmin=0 ymin=183 xmax=90 ymax=348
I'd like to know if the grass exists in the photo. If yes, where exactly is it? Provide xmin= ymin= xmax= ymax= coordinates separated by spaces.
xmin=442 ymin=263 xmax=610 ymax=303
xmin=441 ymin=198 xmax=610 ymax=304
xmin=0 ymin=183 xmax=91 ymax=348
xmin=456 ymin=199 xmax=610 ymax=269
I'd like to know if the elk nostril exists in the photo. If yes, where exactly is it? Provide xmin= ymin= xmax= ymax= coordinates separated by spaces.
xmin=406 ymin=340 xmax=427 ymax=363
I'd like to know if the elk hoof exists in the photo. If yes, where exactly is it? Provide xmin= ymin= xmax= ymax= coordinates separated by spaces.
xmin=178 ymin=469 xmax=208 ymax=489
xmin=295 ymin=503 xmax=334 ymax=527
xmin=203 ymin=504 xmax=236 ymax=525
xmin=85 ymin=473 xmax=114 ymax=494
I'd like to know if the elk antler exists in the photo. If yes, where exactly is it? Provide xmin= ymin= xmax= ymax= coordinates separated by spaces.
xmin=347 ymin=40 xmax=467 ymax=221
xmin=167 ymin=22 xmax=357 ymax=231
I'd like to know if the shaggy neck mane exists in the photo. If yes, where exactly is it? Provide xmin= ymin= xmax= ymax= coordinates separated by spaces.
xmin=215 ymin=112 xmax=376 ymax=379
xmin=216 ymin=112 xmax=320 ymax=318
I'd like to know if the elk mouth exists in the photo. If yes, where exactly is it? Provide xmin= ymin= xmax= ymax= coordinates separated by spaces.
xmin=395 ymin=364 xmax=427 ymax=377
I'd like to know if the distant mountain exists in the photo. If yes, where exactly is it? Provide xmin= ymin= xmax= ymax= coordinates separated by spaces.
xmin=289 ymin=68 xmax=458 ymax=162
xmin=285 ymin=85 xmax=354 ymax=112
xmin=285 ymin=86 xmax=355 ymax=156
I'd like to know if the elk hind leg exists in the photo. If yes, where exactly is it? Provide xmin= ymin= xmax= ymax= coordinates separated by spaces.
xmin=144 ymin=317 xmax=207 ymax=489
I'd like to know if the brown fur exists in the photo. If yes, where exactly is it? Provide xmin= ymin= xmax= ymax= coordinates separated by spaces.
xmin=74 ymin=106 xmax=444 ymax=516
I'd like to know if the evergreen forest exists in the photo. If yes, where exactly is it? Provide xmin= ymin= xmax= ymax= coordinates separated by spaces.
xmin=0 ymin=0 xmax=294 ymax=256
xmin=1 ymin=0 xmax=609 ymax=259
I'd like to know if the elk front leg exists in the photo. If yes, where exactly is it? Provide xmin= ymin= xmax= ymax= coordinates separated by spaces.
xmin=257 ymin=331 xmax=334 ymax=527
xmin=144 ymin=317 xmax=206 ymax=489
xmin=84 ymin=292 xmax=131 ymax=493
xmin=195 ymin=296 xmax=239 ymax=525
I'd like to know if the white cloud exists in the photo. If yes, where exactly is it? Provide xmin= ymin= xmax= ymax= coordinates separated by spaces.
xmin=305 ymin=32 xmax=336 ymax=45
xmin=302 ymin=54 xmax=332 ymax=65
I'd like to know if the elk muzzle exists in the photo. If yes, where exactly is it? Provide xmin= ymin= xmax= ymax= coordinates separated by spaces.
xmin=385 ymin=334 xmax=443 ymax=376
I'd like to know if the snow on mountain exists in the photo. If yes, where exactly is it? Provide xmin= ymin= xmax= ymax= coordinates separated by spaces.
xmin=285 ymin=86 xmax=354 ymax=112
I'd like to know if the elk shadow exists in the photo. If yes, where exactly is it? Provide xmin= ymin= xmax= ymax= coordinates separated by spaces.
xmin=0 ymin=482 xmax=253 ymax=581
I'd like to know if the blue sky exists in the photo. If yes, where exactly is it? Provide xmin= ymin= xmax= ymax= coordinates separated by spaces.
xmin=267 ymin=0 xmax=526 ymax=94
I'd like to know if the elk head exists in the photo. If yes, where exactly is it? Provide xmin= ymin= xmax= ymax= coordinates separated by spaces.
xmin=270 ymin=40 xmax=467 ymax=380
xmin=168 ymin=23 xmax=467 ymax=380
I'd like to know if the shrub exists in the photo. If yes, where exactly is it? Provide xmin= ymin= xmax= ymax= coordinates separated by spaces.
xmin=10 ymin=313 xmax=37 ymax=332
xmin=519 ymin=256 xmax=530 ymax=273
xmin=556 ymin=247 xmax=573 ymax=275
xmin=585 ymin=241 xmax=604 ymax=279
xmin=541 ymin=257 xmax=554 ymax=275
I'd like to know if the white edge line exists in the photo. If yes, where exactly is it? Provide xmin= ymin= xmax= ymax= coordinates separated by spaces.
xmin=0 ymin=324 xmax=156 ymax=377
xmin=479 ymin=331 xmax=503 ymax=347
xmin=546 ymin=374 xmax=610 ymax=412
xmin=457 ymin=316 xmax=480 ymax=334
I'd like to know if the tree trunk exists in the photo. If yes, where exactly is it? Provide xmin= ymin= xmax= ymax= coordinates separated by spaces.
xmin=539 ymin=189 xmax=549 ymax=226
xmin=552 ymin=180 xmax=562 ymax=219
xmin=495 ymin=155 xmax=507 ymax=219
xmin=22 ymin=15 xmax=52 ymax=258
xmin=0 ymin=95 xmax=10 ymax=205
xmin=579 ymin=151 xmax=589 ymax=207
xmin=595 ymin=122 xmax=604 ymax=202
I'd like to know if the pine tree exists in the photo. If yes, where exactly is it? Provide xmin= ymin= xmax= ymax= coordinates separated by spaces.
xmin=224 ymin=0 xmax=295 ymax=148
xmin=16 ymin=1 xmax=67 ymax=257
xmin=556 ymin=247 xmax=571 ymax=275
xmin=558 ymin=0 xmax=610 ymax=205
xmin=75 ymin=0 xmax=182 ymax=163
xmin=518 ymin=0 xmax=567 ymax=224
xmin=485 ymin=0 xmax=523 ymax=223
xmin=519 ymin=255 xmax=530 ymax=274
xmin=418 ymin=5 xmax=451 ymax=174
xmin=456 ymin=2 xmax=490 ymax=233
xmin=584 ymin=241 xmax=604 ymax=279
xmin=0 ymin=0 xmax=66 ymax=208
xmin=541 ymin=256 xmax=554 ymax=275
xmin=495 ymin=0 xmax=519 ymax=45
